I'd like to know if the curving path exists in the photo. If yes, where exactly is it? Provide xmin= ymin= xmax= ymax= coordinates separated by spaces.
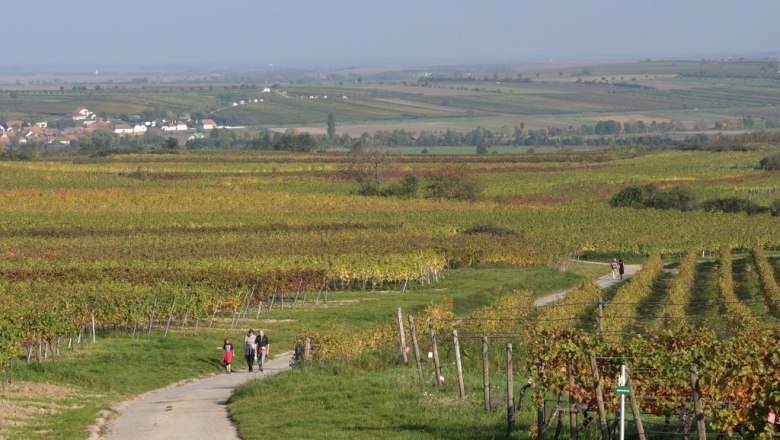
xmin=533 ymin=263 xmax=642 ymax=307
xmin=96 ymin=263 xmax=641 ymax=440
xmin=98 ymin=354 xmax=291 ymax=440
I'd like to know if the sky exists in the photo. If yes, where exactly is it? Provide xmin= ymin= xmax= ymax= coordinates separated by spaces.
xmin=5 ymin=0 xmax=779 ymax=70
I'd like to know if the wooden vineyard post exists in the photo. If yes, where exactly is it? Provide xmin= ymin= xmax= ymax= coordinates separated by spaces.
xmin=164 ymin=296 xmax=177 ymax=337
xmin=90 ymin=312 xmax=96 ymax=343
xmin=230 ymin=290 xmax=244 ymax=328
xmin=568 ymin=353 xmax=578 ymax=440
xmin=482 ymin=336 xmax=490 ymax=410
xmin=408 ymin=316 xmax=424 ymax=383
xmin=598 ymin=297 xmax=605 ymax=336
xmin=430 ymin=328 xmax=443 ymax=387
xmin=589 ymin=352 xmax=610 ymax=440
xmin=397 ymin=308 xmax=408 ymax=365
xmin=148 ymin=296 xmax=158 ymax=336
xmin=453 ymin=330 xmax=466 ymax=400
xmin=507 ymin=342 xmax=514 ymax=437
xmin=690 ymin=366 xmax=707 ymax=440
xmin=624 ymin=365 xmax=646 ymax=440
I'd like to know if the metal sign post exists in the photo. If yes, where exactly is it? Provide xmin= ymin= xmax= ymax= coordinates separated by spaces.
xmin=619 ymin=364 xmax=626 ymax=440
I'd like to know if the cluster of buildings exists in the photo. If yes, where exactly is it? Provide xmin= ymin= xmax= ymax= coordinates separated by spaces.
xmin=0 ymin=106 xmax=220 ymax=148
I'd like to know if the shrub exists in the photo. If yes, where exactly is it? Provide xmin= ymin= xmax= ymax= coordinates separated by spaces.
xmin=609 ymin=184 xmax=695 ymax=211
xmin=700 ymin=197 xmax=768 ymax=215
xmin=609 ymin=185 xmax=648 ymax=208
xmin=771 ymin=199 xmax=780 ymax=217
xmin=378 ymin=173 xmax=418 ymax=198
xmin=759 ymin=153 xmax=780 ymax=171
xmin=424 ymin=164 xmax=483 ymax=201
xmin=646 ymin=187 xmax=696 ymax=211
xmin=463 ymin=224 xmax=519 ymax=237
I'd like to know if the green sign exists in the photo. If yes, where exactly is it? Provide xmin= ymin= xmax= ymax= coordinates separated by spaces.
xmin=615 ymin=386 xmax=631 ymax=395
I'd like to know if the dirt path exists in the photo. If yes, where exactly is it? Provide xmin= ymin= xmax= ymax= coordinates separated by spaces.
xmin=98 ymin=353 xmax=291 ymax=440
xmin=533 ymin=263 xmax=642 ymax=307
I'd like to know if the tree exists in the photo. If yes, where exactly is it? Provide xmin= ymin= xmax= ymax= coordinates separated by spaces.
xmin=164 ymin=137 xmax=179 ymax=150
xmin=759 ymin=153 xmax=780 ymax=171
xmin=594 ymin=120 xmax=622 ymax=135
xmin=647 ymin=187 xmax=696 ymax=211
xmin=771 ymin=199 xmax=780 ymax=217
xmin=701 ymin=198 xmax=767 ymax=215
xmin=380 ymin=173 xmax=419 ymax=198
xmin=90 ymin=130 xmax=118 ymax=149
xmin=343 ymin=147 xmax=397 ymax=196
xmin=424 ymin=164 xmax=483 ymax=201
xmin=327 ymin=113 xmax=336 ymax=139
xmin=609 ymin=185 xmax=648 ymax=208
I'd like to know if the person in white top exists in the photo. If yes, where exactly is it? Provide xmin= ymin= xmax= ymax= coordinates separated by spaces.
xmin=244 ymin=329 xmax=256 ymax=372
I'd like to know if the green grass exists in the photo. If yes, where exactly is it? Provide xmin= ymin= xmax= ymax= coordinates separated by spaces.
xmin=230 ymin=360 xmax=518 ymax=440
xmin=564 ymin=261 xmax=611 ymax=281
xmin=3 ymin=334 xmax=224 ymax=439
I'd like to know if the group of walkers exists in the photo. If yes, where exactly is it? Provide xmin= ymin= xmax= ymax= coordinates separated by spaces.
xmin=220 ymin=328 xmax=270 ymax=373
xmin=610 ymin=258 xmax=625 ymax=280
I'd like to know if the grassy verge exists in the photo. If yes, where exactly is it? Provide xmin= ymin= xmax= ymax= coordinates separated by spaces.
xmin=2 ymin=334 xmax=223 ymax=439
xmin=230 ymin=358 xmax=540 ymax=440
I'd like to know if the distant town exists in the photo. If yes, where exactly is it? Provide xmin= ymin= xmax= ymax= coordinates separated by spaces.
xmin=0 ymin=105 xmax=241 ymax=150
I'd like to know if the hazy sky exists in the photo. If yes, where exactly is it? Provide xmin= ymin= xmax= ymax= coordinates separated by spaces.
xmin=6 ymin=0 xmax=779 ymax=69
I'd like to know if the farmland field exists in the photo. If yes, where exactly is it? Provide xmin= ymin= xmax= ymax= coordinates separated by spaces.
xmin=3 ymin=59 xmax=780 ymax=134
xmin=0 ymin=144 xmax=779 ymax=439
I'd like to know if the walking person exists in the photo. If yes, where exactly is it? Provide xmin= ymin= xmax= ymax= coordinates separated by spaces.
xmin=618 ymin=258 xmax=625 ymax=280
xmin=255 ymin=329 xmax=269 ymax=372
xmin=244 ymin=329 xmax=256 ymax=372
xmin=221 ymin=338 xmax=234 ymax=374
xmin=610 ymin=258 xmax=619 ymax=280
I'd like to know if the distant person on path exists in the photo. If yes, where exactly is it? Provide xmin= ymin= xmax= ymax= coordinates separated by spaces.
xmin=610 ymin=258 xmax=619 ymax=280
xmin=255 ymin=329 xmax=270 ymax=372
xmin=244 ymin=329 xmax=256 ymax=372
xmin=221 ymin=338 xmax=234 ymax=374
xmin=618 ymin=258 xmax=625 ymax=280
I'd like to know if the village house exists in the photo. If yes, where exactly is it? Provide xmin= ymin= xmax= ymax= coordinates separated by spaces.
xmin=162 ymin=122 xmax=189 ymax=132
xmin=6 ymin=120 xmax=23 ymax=130
xmin=72 ymin=107 xmax=95 ymax=121
xmin=24 ymin=126 xmax=43 ymax=139
xmin=113 ymin=123 xmax=133 ymax=135
xmin=199 ymin=119 xmax=217 ymax=130
xmin=43 ymin=128 xmax=59 ymax=143
xmin=85 ymin=120 xmax=112 ymax=132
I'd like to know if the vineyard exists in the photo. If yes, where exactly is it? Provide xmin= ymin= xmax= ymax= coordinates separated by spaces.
xmin=0 ymin=148 xmax=779 ymax=438
xmin=299 ymin=249 xmax=780 ymax=439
